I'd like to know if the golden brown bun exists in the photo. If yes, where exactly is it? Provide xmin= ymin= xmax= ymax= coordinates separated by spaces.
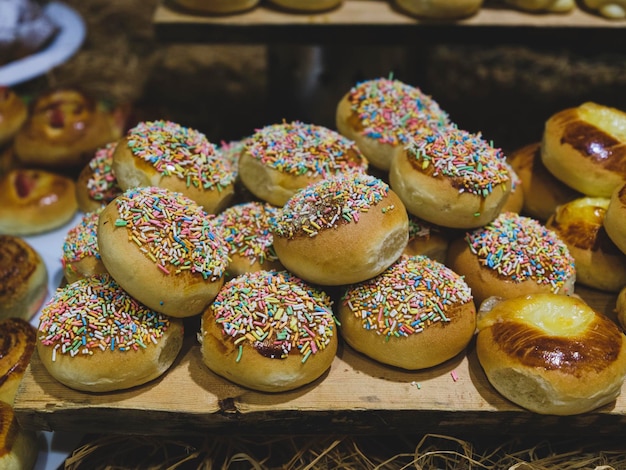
xmin=503 ymin=0 xmax=575 ymax=11
xmin=0 ymin=236 xmax=48 ymax=321
xmin=13 ymin=88 xmax=122 ymax=172
xmin=541 ymin=102 xmax=626 ymax=198
xmin=75 ymin=142 xmax=122 ymax=213
xmin=98 ymin=187 xmax=228 ymax=318
xmin=394 ymin=0 xmax=483 ymax=18
xmin=403 ymin=215 xmax=450 ymax=263
xmin=173 ymin=0 xmax=260 ymax=13
xmin=507 ymin=142 xmax=582 ymax=221
xmin=546 ymin=197 xmax=626 ymax=293
xmin=604 ymin=183 xmax=626 ymax=256
xmin=616 ymin=286 xmax=626 ymax=330
xmin=0 ymin=319 xmax=36 ymax=405
xmin=0 ymin=402 xmax=38 ymax=470
xmin=0 ymin=168 xmax=78 ymax=236
xmin=500 ymin=162 xmax=524 ymax=214
xmin=476 ymin=293 xmax=626 ymax=415
xmin=389 ymin=127 xmax=511 ymax=229
xmin=266 ymin=0 xmax=342 ymax=11
xmin=339 ymin=255 xmax=476 ymax=370
xmin=62 ymin=212 xmax=108 ymax=284
xmin=0 ymin=87 xmax=27 ymax=147
xmin=272 ymin=174 xmax=409 ymax=286
xmin=582 ymin=0 xmax=626 ymax=18
xmin=446 ymin=212 xmax=576 ymax=307
xmin=201 ymin=270 xmax=338 ymax=392
xmin=37 ymin=274 xmax=185 ymax=392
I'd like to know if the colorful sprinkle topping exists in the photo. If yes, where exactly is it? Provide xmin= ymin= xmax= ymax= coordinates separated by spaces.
xmin=347 ymin=78 xmax=449 ymax=146
xmin=245 ymin=121 xmax=368 ymax=176
xmin=86 ymin=142 xmax=122 ymax=203
xmin=408 ymin=215 xmax=436 ymax=242
xmin=342 ymin=255 xmax=472 ymax=338
xmin=114 ymin=186 xmax=227 ymax=280
xmin=126 ymin=120 xmax=235 ymax=191
xmin=405 ymin=126 xmax=510 ymax=197
xmin=466 ymin=212 xmax=576 ymax=289
xmin=212 ymin=270 xmax=335 ymax=362
xmin=62 ymin=211 xmax=101 ymax=265
xmin=218 ymin=139 xmax=246 ymax=176
xmin=273 ymin=174 xmax=393 ymax=238
xmin=38 ymin=274 xmax=172 ymax=358
xmin=215 ymin=201 xmax=280 ymax=267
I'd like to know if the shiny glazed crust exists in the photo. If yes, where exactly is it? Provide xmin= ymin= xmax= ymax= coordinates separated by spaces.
xmin=0 ymin=319 xmax=36 ymax=404
xmin=0 ymin=402 xmax=38 ymax=470
xmin=0 ymin=87 xmax=28 ymax=147
xmin=604 ymin=183 xmax=626 ymax=256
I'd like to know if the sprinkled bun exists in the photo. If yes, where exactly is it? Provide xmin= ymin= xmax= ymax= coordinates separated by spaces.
xmin=201 ymin=270 xmax=338 ymax=392
xmin=113 ymin=120 xmax=236 ymax=214
xmin=173 ymin=0 xmax=260 ymax=14
xmin=272 ymin=174 xmax=409 ymax=286
xmin=339 ymin=255 xmax=476 ymax=370
xmin=0 ymin=402 xmax=38 ymax=470
xmin=476 ymin=293 xmax=626 ymax=415
xmin=37 ymin=274 xmax=184 ymax=392
xmin=403 ymin=214 xmax=450 ymax=263
xmin=389 ymin=126 xmax=511 ymax=229
xmin=507 ymin=142 xmax=582 ymax=221
xmin=0 ymin=236 xmax=48 ymax=321
xmin=604 ymin=183 xmax=626 ymax=256
xmin=541 ymin=102 xmax=626 ymax=198
xmin=214 ymin=201 xmax=283 ymax=279
xmin=0 ymin=87 xmax=27 ymax=147
xmin=62 ymin=211 xmax=108 ymax=284
xmin=0 ymin=169 xmax=78 ymax=236
xmin=98 ymin=186 xmax=228 ymax=318
xmin=238 ymin=121 xmax=368 ymax=207
xmin=266 ymin=0 xmax=342 ymax=11
xmin=546 ymin=197 xmax=626 ymax=293
xmin=0 ymin=318 xmax=36 ymax=405
xmin=76 ymin=142 xmax=122 ymax=213
xmin=335 ymin=77 xmax=449 ymax=171
xmin=394 ymin=0 xmax=483 ymax=18
xmin=500 ymin=162 xmax=524 ymax=214
xmin=446 ymin=212 xmax=576 ymax=307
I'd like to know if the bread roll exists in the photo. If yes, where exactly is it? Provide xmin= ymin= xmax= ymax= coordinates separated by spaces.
xmin=604 ymin=182 xmax=626 ymax=256
xmin=582 ymin=0 xmax=626 ymax=18
xmin=0 ymin=402 xmax=38 ymax=470
xmin=75 ymin=142 xmax=122 ymax=213
xmin=403 ymin=214 xmax=450 ymax=263
xmin=503 ymin=0 xmax=575 ymax=11
xmin=476 ymin=293 xmax=626 ymax=415
xmin=37 ymin=274 xmax=184 ymax=392
xmin=0 ymin=319 xmax=36 ymax=405
xmin=62 ymin=211 xmax=108 ymax=284
xmin=616 ymin=285 xmax=626 ymax=330
xmin=173 ymin=0 xmax=260 ymax=14
xmin=500 ymin=162 xmax=524 ymax=214
xmin=266 ymin=0 xmax=342 ymax=11
xmin=0 ymin=87 xmax=27 ymax=147
xmin=394 ymin=0 xmax=483 ymax=18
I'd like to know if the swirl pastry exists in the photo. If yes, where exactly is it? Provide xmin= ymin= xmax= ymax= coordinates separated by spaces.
xmin=0 ymin=318 xmax=36 ymax=405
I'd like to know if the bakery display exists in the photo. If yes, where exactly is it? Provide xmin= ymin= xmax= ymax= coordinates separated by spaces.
xmin=272 ymin=173 xmax=409 ymax=285
xmin=0 ymin=87 xmax=27 ymax=148
xmin=476 ymin=293 xmax=626 ymax=415
xmin=75 ymin=142 xmax=122 ymax=213
xmin=604 ymin=182 xmax=626 ymax=256
xmin=0 ymin=318 xmax=36 ymax=405
xmin=61 ymin=211 xmax=107 ymax=284
xmin=339 ymin=255 xmax=476 ymax=370
xmin=201 ymin=269 xmax=337 ymax=392
xmin=394 ymin=0 xmax=483 ymax=19
xmin=0 ymin=401 xmax=37 ymax=470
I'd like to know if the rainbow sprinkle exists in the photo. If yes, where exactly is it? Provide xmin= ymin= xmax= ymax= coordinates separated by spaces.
xmin=211 ymin=270 xmax=336 ymax=362
xmin=114 ymin=186 xmax=227 ymax=280
xmin=38 ymin=274 xmax=172 ymax=358
xmin=62 ymin=211 xmax=101 ymax=266
xmin=86 ymin=142 xmax=122 ymax=204
xmin=342 ymin=255 xmax=472 ymax=338
xmin=465 ymin=212 xmax=576 ymax=289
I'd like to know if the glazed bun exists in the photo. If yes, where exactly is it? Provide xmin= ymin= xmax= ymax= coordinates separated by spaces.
xmin=604 ymin=183 xmax=626 ymax=256
xmin=75 ymin=142 xmax=122 ymax=213
xmin=173 ymin=0 xmax=260 ymax=14
xmin=394 ymin=0 xmax=483 ymax=18
xmin=201 ymin=270 xmax=338 ymax=392
xmin=616 ymin=286 xmax=626 ymax=330
xmin=447 ymin=212 xmax=576 ymax=307
xmin=0 ymin=236 xmax=48 ymax=321
xmin=272 ymin=174 xmax=409 ymax=286
xmin=339 ymin=255 xmax=476 ymax=370
xmin=0 ymin=168 xmax=78 ymax=236
xmin=541 ymin=102 xmax=626 ymax=198
xmin=0 ymin=402 xmax=38 ymax=470
xmin=0 ymin=318 xmax=36 ymax=405
xmin=62 ymin=211 xmax=108 ymax=284
xmin=98 ymin=186 xmax=228 ymax=318
xmin=266 ymin=0 xmax=342 ymax=11
xmin=389 ymin=126 xmax=511 ymax=229
xmin=37 ymin=274 xmax=184 ymax=392
xmin=546 ymin=197 xmax=626 ymax=293
xmin=476 ymin=293 xmax=626 ymax=415
xmin=0 ymin=87 xmax=27 ymax=147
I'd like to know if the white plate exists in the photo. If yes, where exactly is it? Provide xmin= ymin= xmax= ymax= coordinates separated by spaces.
xmin=0 ymin=1 xmax=85 ymax=86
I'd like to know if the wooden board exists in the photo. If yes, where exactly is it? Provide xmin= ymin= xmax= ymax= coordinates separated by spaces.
xmin=14 ymin=286 xmax=626 ymax=438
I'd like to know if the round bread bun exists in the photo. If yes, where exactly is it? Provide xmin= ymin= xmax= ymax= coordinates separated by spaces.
xmin=272 ymin=173 xmax=409 ymax=286
xmin=339 ymin=255 xmax=476 ymax=370
xmin=0 ymin=87 xmax=28 ymax=147
xmin=214 ymin=201 xmax=284 ymax=279
xmin=0 ymin=401 xmax=38 ymax=470
xmin=98 ymin=186 xmax=228 ymax=318
xmin=403 ymin=214 xmax=450 ymax=263
xmin=266 ymin=0 xmax=342 ymax=11
xmin=335 ymin=77 xmax=450 ymax=171
xmin=0 ymin=168 xmax=78 ymax=236
xmin=507 ymin=142 xmax=582 ymax=221
xmin=113 ymin=120 xmax=236 ymax=214
xmin=500 ymin=162 xmax=524 ymax=214
xmin=476 ymin=293 xmax=626 ymax=415
xmin=389 ymin=125 xmax=511 ymax=229
xmin=0 ymin=236 xmax=48 ymax=321
xmin=0 ymin=318 xmax=36 ymax=405
xmin=503 ymin=0 xmax=575 ymax=12
xmin=238 ymin=121 xmax=368 ymax=207
xmin=616 ymin=285 xmax=626 ymax=330
xmin=37 ymin=274 xmax=185 ymax=392
xmin=62 ymin=211 xmax=108 ymax=284
xmin=173 ymin=0 xmax=260 ymax=14
xmin=201 ymin=269 xmax=338 ymax=392
xmin=446 ymin=212 xmax=576 ymax=307
xmin=546 ymin=197 xmax=626 ymax=293
xmin=604 ymin=182 xmax=626 ymax=256
xmin=541 ymin=102 xmax=626 ymax=198
xmin=582 ymin=0 xmax=626 ymax=18
xmin=76 ymin=142 xmax=122 ymax=213
xmin=13 ymin=88 xmax=122 ymax=172
xmin=394 ymin=0 xmax=483 ymax=18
